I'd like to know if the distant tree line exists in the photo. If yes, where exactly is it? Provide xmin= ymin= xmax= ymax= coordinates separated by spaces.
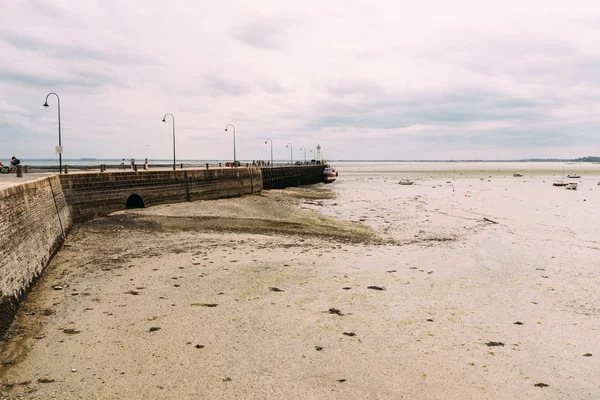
xmin=571 ymin=156 xmax=600 ymax=162
xmin=450 ymin=157 xmax=600 ymax=162
xmin=513 ymin=156 xmax=600 ymax=162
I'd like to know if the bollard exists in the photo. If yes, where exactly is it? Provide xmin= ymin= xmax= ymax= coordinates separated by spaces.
xmin=16 ymin=164 xmax=23 ymax=177
xmin=246 ymin=163 xmax=249 ymax=167
xmin=23 ymin=165 xmax=29 ymax=173
xmin=206 ymin=163 xmax=209 ymax=170
xmin=101 ymin=164 xmax=105 ymax=172
xmin=181 ymin=163 xmax=183 ymax=169
xmin=64 ymin=165 xmax=69 ymax=174
xmin=219 ymin=162 xmax=222 ymax=167
xmin=134 ymin=164 xmax=138 ymax=171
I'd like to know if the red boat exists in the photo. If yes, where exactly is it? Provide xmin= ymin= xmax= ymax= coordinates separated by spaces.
xmin=323 ymin=166 xmax=338 ymax=183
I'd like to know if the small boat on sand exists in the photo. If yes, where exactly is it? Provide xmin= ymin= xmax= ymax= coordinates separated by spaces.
xmin=513 ymin=173 xmax=523 ymax=177
xmin=399 ymin=179 xmax=414 ymax=185
xmin=566 ymin=182 xmax=578 ymax=190
xmin=567 ymin=174 xmax=581 ymax=179
xmin=553 ymin=166 xmax=568 ymax=186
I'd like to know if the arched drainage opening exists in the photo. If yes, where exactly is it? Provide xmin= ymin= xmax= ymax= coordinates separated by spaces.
xmin=126 ymin=194 xmax=145 ymax=209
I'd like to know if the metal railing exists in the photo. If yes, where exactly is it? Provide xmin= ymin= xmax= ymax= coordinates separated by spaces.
xmin=20 ymin=161 xmax=325 ymax=174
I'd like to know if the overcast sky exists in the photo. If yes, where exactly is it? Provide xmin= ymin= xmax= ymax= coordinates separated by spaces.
xmin=2 ymin=0 xmax=600 ymax=161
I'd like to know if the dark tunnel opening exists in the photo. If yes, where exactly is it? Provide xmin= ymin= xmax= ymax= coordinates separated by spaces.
xmin=125 ymin=194 xmax=145 ymax=209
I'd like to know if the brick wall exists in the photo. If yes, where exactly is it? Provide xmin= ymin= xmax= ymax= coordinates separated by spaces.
xmin=0 ymin=176 xmax=72 ymax=336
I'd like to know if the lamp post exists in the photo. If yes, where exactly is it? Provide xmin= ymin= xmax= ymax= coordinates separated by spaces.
xmin=265 ymin=138 xmax=273 ymax=167
xmin=300 ymin=146 xmax=307 ymax=164
xmin=43 ymin=92 xmax=62 ymax=174
xmin=286 ymin=143 xmax=293 ymax=164
xmin=225 ymin=124 xmax=236 ymax=165
xmin=162 ymin=113 xmax=176 ymax=170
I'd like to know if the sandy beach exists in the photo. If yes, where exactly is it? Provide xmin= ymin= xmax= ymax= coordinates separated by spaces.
xmin=1 ymin=162 xmax=599 ymax=399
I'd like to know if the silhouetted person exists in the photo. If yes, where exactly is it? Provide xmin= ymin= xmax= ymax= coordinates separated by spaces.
xmin=10 ymin=156 xmax=20 ymax=170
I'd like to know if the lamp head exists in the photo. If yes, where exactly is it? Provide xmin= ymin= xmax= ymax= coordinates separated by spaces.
xmin=264 ymin=141 xmax=267 ymax=144
xmin=43 ymin=102 xmax=49 ymax=107
xmin=162 ymin=118 xmax=166 ymax=122
xmin=225 ymin=128 xmax=228 ymax=131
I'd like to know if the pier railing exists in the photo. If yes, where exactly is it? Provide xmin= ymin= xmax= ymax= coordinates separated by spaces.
xmin=22 ymin=162 xmax=322 ymax=173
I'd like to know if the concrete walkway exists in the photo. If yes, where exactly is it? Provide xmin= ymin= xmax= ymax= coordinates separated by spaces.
xmin=0 ymin=173 xmax=56 ymax=190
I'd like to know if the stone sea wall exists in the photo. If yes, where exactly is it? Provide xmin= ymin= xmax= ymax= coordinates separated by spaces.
xmin=261 ymin=165 xmax=325 ymax=189
xmin=61 ymin=167 xmax=263 ymax=223
xmin=0 ymin=176 xmax=72 ymax=336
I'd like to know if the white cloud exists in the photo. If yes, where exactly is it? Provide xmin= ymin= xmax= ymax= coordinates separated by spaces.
xmin=1 ymin=0 xmax=600 ymax=160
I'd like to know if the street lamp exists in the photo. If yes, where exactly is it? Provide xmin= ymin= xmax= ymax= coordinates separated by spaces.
xmin=162 ymin=113 xmax=176 ymax=170
xmin=265 ymin=138 xmax=273 ymax=167
xmin=299 ymin=146 xmax=307 ymax=163
xmin=286 ymin=143 xmax=293 ymax=164
xmin=225 ymin=124 xmax=236 ymax=165
xmin=43 ymin=92 xmax=62 ymax=174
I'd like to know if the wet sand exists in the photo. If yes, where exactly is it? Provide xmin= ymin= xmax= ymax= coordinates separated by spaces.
xmin=1 ymin=163 xmax=599 ymax=399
